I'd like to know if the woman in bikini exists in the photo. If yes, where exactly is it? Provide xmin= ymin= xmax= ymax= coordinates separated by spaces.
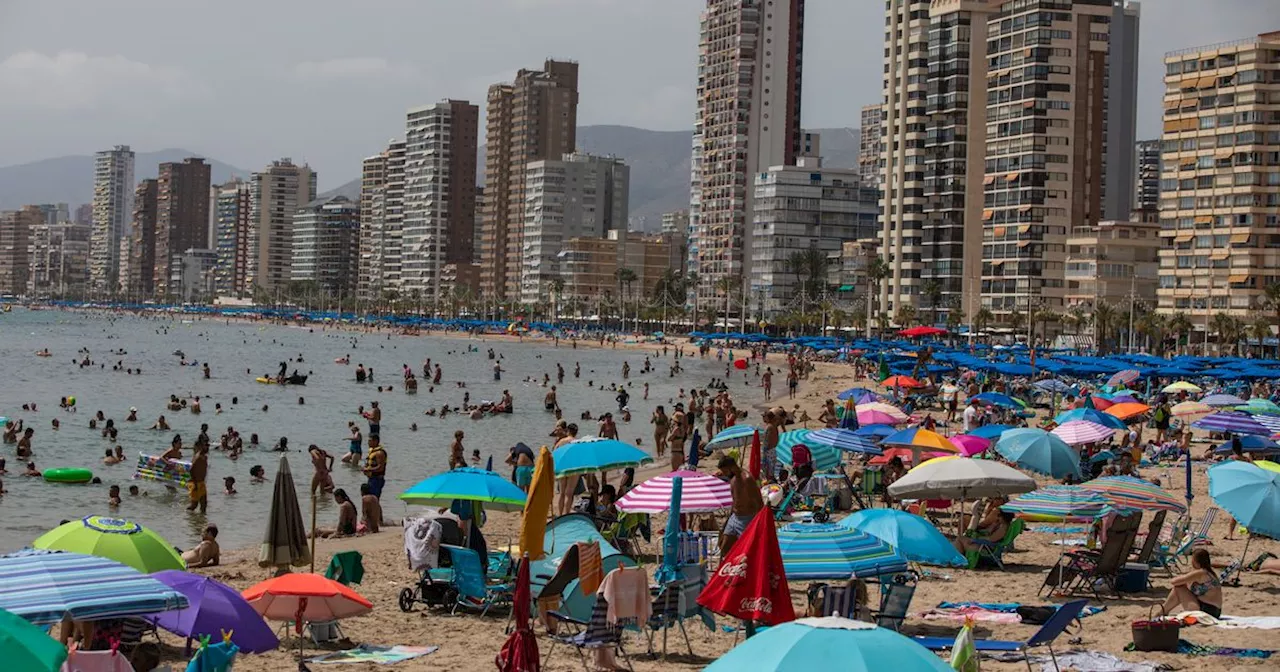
xmin=1161 ymin=548 xmax=1223 ymax=618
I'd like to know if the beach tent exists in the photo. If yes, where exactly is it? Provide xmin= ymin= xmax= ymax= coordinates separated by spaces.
xmin=530 ymin=514 xmax=636 ymax=621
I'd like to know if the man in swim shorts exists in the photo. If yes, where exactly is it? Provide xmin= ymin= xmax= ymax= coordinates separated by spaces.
xmin=717 ymin=455 xmax=763 ymax=557
xmin=187 ymin=445 xmax=209 ymax=513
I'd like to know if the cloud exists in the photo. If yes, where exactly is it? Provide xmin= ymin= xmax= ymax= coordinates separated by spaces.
xmin=292 ymin=57 xmax=418 ymax=81
xmin=0 ymin=51 xmax=208 ymax=111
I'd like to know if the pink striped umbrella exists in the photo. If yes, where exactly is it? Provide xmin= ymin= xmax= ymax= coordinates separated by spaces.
xmin=951 ymin=434 xmax=991 ymax=457
xmin=1051 ymin=420 xmax=1116 ymax=446
xmin=857 ymin=409 xmax=903 ymax=426
xmin=616 ymin=470 xmax=733 ymax=513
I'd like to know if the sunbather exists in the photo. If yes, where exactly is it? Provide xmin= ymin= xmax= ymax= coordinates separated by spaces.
xmin=954 ymin=510 xmax=1012 ymax=555
xmin=1161 ymin=549 xmax=1223 ymax=617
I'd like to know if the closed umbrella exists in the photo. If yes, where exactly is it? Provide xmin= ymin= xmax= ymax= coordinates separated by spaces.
xmin=1081 ymin=476 xmax=1188 ymax=514
xmin=552 ymin=437 xmax=653 ymax=476
xmin=705 ymin=425 xmax=758 ymax=450
xmin=776 ymin=430 xmax=842 ymax=472
xmin=887 ymin=457 xmax=1036 ymax=500
xmin=1001 ymin=486 xmax=1110 ymax=520
xmin=839 ymin=398 xmax=859 ymax=430
xmin=776 ymin=523 xmax=909 ymax=579
xmin=32 ymin=515 xmax=185 ymax=574
xmin=616 ymin=470 xmax=732 ymax=513
xmin=146 ymin=571 xmax=279 ymax=654
xmin=749 ymin=429 xmax=762 ymax=480
xmin=519 ymin=446 xmax=554 ymax=561
xmin=805 ymin=428 xmax=883 ymax=456
xmin=496 ymin=557 xmax=538 ymax=672
xmin=0 ymin=549 xmax=188 ymax=626
xmin=1193 ymin=412 xmax=1271 ymax=437
xmin=398 ymin=467 xmax=528 ymax=512
xmin=840 ymin=509 xmax=965 ymax=567
xmin=704 ymin=617 xmax=952 ymax=672
xmin=1051 ymin=420 xmax=1117 ymax=446
xmin=0 ymin=606 xmax=67 ymax=671
xmin=997 ymin=428 xmax=1082 ymax=479
xmin=688 ymin=428 xmax=701 ymax=468
xmin=259 ymin=455 xmax=310 ymax=570
xmin=654 ymin=476 xmax=683 ymax=585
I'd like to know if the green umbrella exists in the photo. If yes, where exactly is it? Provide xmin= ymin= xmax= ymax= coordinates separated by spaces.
xmin=33 ymin=515 xmax=185 ymax=574
xmin=0 ymin=606 xmax=68 ymax=671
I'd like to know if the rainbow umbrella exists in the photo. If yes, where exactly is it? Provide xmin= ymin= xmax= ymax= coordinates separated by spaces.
xmin=840 ymin=398 xmax=860 ymax=430
xmin=1051 ymin=420 xmax=1116 ymax=446
xmin=1001 ymin=486 xmax=1109 ymax=521
xmin=776 ymin=523 xmax=909 ymax=580
xmin=1081 ymin=476 xmax=1187 ymax=513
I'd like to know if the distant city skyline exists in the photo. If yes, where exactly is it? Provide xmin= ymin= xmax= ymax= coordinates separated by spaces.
xmin=0 ymin=0 xmax=1274 ymax=186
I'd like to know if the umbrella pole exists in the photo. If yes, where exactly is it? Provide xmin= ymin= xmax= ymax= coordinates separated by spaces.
xmin=309 ymin=493 xmax=318 ymax=574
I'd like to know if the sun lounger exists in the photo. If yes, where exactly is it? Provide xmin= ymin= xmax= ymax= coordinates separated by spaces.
xmin=873 ymin=571 xmax=919 ymax=632
xmin=915 ymin=599 xmax=1087 ymax=672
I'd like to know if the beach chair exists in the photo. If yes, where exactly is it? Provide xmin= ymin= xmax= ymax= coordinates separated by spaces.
xmin=446 ymin=545 xmax=513 ymax=617
xmin=965 ymin=518 xmax=1025 ymax=570
xmin=872 ymin=571 xmax=919 ymax=632
xmin=1129 ymin=510 xmax=1166 ymax=590
xmin=814 ymin=582 xmax=873 ymax=622
xmin=915 ymin=599 xmax=1088 ymax=672
xmin=1170 ymin=506 xmax=1218 ymax=560
xmin=1043 ymin=514 xmax=1140 ymax=600
xmin=1148 ymin=513 xmax=1190 ymax=576
xmin=601 ymin=512 xmax=647 ymax=557
xmin=644 ymin=565 xmax=713 ymax=660
xmin=545 ymin=596 xmax=635 ymax=672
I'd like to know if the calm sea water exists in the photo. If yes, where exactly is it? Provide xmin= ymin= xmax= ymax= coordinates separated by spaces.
xmin=0 ymin=308 xmax=766 ymax=551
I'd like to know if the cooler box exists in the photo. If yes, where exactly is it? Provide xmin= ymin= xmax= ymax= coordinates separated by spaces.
xmin=1117 ymin=562 xmax=1150 ymax=593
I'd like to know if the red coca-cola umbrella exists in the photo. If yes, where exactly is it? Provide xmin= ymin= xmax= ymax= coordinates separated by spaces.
xmin=496 ymin=557 xmax=538 ymax=671
xmin=697 ymin=508 xmax=795 ymax=626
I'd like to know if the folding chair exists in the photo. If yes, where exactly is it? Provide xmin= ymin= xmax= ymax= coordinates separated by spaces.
xmin=1042 ymin=513 xmax=1140 ymax=600
xmin=545 ymin=596 xmax=635 ymax=672
xmin=966 ymin=518 xmax=1025 ymax=569
xmin=915 ymin=599 xmax=1088 ymax=672
xmin=1149 ymin=513 xmax=1190 ymax=576
xmin=445 ymin=545 xmax=513 ymax=617
xmin=644 ymin=566 xmax=716 ymax=662
xmin=872 ymin=571 xmax=918 ymax=632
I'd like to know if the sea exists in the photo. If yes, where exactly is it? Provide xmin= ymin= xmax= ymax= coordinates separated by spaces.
xmin=0 ymin=308 xmax=767 ymax=552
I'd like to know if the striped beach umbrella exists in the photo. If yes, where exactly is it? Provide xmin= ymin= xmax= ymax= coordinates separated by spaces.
xmin=776 ymin=523 xmax=909 ymax=580
xmin=1252 ymin=414 xmax=1280 ymax=435
xmin=1237 ymin=399 xmax=1280 ymax=416
xmin=0 ymin=549 xmax=188 ymax=626
xmin=1192 ymin=412 xmax=1271 ymax=437
xmin=806 ymin=428 xmax=884 ymax=456
xmin=1001 ymin=486 xmax=1110 ymax=520
xmin=616 ymin=470 xmax=733 ymax=513
xmin=776 ymin=430 xmax=843 ymax=472
xmin=1108 ymin=369 xmax=1141 ymax=388
xmin=1202 ymin=394 xmax=1246 ymax=407
xmin=1051 ymin=420 xmax=1117 ymax=446
xmin=706 ymin=424 xmax=759 ymax=450
xmin=1081 ymin=476 xmax=1187 ymax=514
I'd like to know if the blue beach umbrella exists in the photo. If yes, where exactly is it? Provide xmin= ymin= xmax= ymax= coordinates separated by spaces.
xmin=551 ymin=437 xmax=653 ymax=476
xmin=654 ymin=476 xmax=682 ymax=585
xmin=1209 ymin=462 xmax=1280 ymax=539
xmin=705 ymin=425 xmax=758 ymax=450
xmin=805 ymin=428 xmax=883 ymax=456
xmin=995 ymin=428 xmax=1082 ymax=480
xmin=968 ymin=424 xmax=1015 ymax=440
xmin=853 ymin=424 xmax=897 ymax=439
xmin=840 ymin=509 xmax=965 ymax=567
xmin=399 ymin=467 xmax=528 ymax=512
xmin=1054 ymin=407 xmax=1127 ymax=430
xmin=1202 ymin=393 xmax=1247 ymax=407
xmin=1000 ymin=486 xmax=1110 ymax=520
xmin=837 ymin=388 xmax=881 ymax=403
xmin=1034 ymin=380 xmax=1074 ymax=394
xmin=972 ymin=392 xmax=1021 ymax=409
xmin=776 ymin=523 xmax=909 ymax=580
xmin=775 ymin=430 xmax=842 ymax=472
xmin=1214 ymin=435 xmax=1280 ymax=455
xmin=705 ymin=617 xmax=952 ymax=672
xmin=688 ymin=428 xmax=702 ymax=469
xmin=0 ymin=549 xmax=188 ymax=626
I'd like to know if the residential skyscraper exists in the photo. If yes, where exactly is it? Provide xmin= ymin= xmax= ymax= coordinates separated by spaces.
xmin=154 ymin=158 xmax=212 ymax=297
xmin=28 ymin=220 xmax=91 ymax=298
xmin=291 ymin=195 xmax=361 ymax=299
xmin=0 ymin=206 xmax=40 ymax=295
xmin=357 ymin=141 xmax=407 ymax=302
xmin=213 ymin=179 xmax=252 ymax=297
xmin=1156 ymin=31 xmax=1280 ymax=325
xmin=688 ymin=0 xmax=805 ymax=311
xmin=858 ymin=104 xmax=884 ymax=186
xmin=127 ymin=179 xmax=158 ymax=298
xmin=247 ymin=159 xmax=317 ymax=296
xmin=479 ymin=59 xmax=580 ymax=301
xmin=1134 ymin=139 xmax=1161 ymax=216
xmin=661 ymin=210 xmax=690 ymax=236
xmin=402 ymin=99 xmax=479 ymax=306
xmin=88 ymin=145 xmax=135 ymax=295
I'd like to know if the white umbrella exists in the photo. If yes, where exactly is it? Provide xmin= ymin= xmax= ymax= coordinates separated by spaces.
xmin=886 ymin=457 xmax=1037 ymax=500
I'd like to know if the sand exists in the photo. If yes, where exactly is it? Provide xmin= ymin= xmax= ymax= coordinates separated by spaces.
xmin=154 ymin=348 xmax=1280 ymax=671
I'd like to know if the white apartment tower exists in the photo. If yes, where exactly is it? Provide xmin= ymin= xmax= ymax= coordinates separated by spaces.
xmin=246 ymin=159 xmax=317 ymax=296
xmin=88 ymin=145 xmax=135 ymax=295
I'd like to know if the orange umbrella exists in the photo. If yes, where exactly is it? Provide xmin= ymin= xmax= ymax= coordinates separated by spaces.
xmin=881 ymin=376 xmax=923 ymax=389
xmin=242 ymin=573 xmax=372 ymax=624
xmin=1105 ymin=402 xmax=1150 ymax=421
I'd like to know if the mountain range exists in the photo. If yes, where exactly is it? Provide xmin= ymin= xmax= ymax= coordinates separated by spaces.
xmin=0 ymin=125 xmax=860 ymax=227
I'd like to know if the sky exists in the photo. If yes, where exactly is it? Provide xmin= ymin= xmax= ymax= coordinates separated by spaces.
xmin=0 ymin=0 xmax=1275 ymax=189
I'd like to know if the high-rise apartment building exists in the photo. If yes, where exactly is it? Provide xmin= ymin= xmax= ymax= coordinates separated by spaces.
xmin=858 ymin=104 xmax=884 ymax=186
xmin=0 ymin=206 xmax=40 ymax=295
xmin=402 ymin=100 xmax=479 ymax=307
xmin=1133 ymin=139 xmax=1162 ymax=217
xmin=73 ymin=204 xmax=92 ymax=229
xmin=1065 ymin=218 xmax=1160 ymax=310
xmin=126 ymin=179 xmax=159 ymax=298
xmin=357 ymin=141 xmax=407 ymax=302
xmin=291 ymin=195 xmax=361 ymax=299
xmin=520 ymin=153 xmax=630 ymax=304
xmin=213 ymin=179 xmax=252 ymax=297
xmin=88 ymin=145 xmax=135 ymax=295
xmin=1156 ymin=31 xmax=1280 ymax=324
xmin=661 ymin=210 xmax=690 ymax=236
xmin=28 ymin=221 xmax=91 ymax=298
xmin=480 ymin=60 xmax=580 ymax=302
xmin=154 ymin=158 xmax=212 ymax=297
xmin=688 ymin=0 xmax=805 ymax=310
xmin=247 ymin=159 xmax=317 ymax=296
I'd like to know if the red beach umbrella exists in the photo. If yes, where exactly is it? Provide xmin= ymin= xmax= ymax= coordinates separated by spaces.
xmin=496 ymin=557 xmax=538 ymax=672
xmin=697 ymin=508 xmax=795 ymax=626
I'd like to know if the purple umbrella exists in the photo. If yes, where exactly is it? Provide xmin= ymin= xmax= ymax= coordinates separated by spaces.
xmin=1192 ymin=412 xmax=1270 ymax=437
xmin=145 ymin=570 xmax=279 ymax=654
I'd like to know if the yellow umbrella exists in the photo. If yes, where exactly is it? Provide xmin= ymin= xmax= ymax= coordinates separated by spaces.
xmin=1171 ymin=401 xmax=1212 ymax=417
xmin=1257 ymin=460 xmax=1280 ymax=474
xmin=1162 ymin=381 xmax=1201 ymax=393
xmin=519 ymin=446 xmax=555 ymax=561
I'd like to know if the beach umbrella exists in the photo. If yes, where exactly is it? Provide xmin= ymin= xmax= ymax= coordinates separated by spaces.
xmin=899 ymin=326 xmax=948 ymax=338
xmin=837 ymin=388 xmax=881 ymax=403
xmin=869 ymin=447 xmax=944 ymax=466
xmin=1257 ymin=460 xmax=1280 ymax=474
xmin=32 ymin=515 xmax=185 ymax=574
xmin=697 ymin=508 xmax=796 ymax=626
xmin=551 ymin=437 xmax=653 ymax=476
xmin=1202 ymin=393 xmax=1247 ymax=407
xmin=1051 ymin=420 xmax=1117 ymax=446
xmin=881 ymin=375 xmax=923 ymax=389
xmin=145 ymin=571 xmax=279 ymax=654
xmin=854 ymin=424 xmax=897 ymax=439
xmin=857 ymin=409 xmax=903 ymax=426
xmin=242 ymin=573 xmax=372 ymax=624
xmin=1208 ymin=462 xmax=1280 ymax=539
xmin=496 ymin=555 xmax=538 ymax=672
xmin=996 ymin=428 xmax=1082 ymax=479
xmin=776 ymin=523 xmax=909 ymax=579
xmin=840 ymin=509 xmax=965 ymax=567
xmin=1193 ymin=412 xmax=1271 ymax=436
xmin=398 ymin=467 xmax=527 ymax=512
xmin=776 ymin=430 xmax=842 ymax=472
xmin=839 ymin=398 xmax=859 ymax=430
xmin=1034 ymin=379 xmax=1074 ymax=394
xmin=1172 ymin=401 xmax=1213 ymax=417
xmin=519 ymin=446 xmax=554 ymax=561
xmin=1054 ymin=407 xmax=1128 ymax=429
xmin=1081 ymin=476 xmax=1188 ymax=514
xmin=856 ymin=402 xmax=909 ymax=421
xmin=1001 ymin=486 xmax=1110 ymax=520
xmin=0 ymin=549 xmax=188 ymax=626
xmin=0 ymin=606 xmax=67 ymax=671
xmin=950 ymin=434 xmax=991 ymax=457
xmin=705 ymin=424 xmax=758 ymax=450
xmin=1255 ymin=414 xmax=1280 ymax=435
xmin=886 ymin=457 xmax=1036 ymax=500
xmin=971 ymin=392 xmax=1021 ymax=409
xmin=1214 ymin=435 xmax=1280 ymax=455
xmin=1108 ymin=369 xmax=1141 ymax=388
xmin=968 ymin=424 xmax=1015 ymax=440
xmin=1088 ymin=396 xmax=1116 ymax=411
xmin=654 ymin=476 xmax=684 ymax=585
xmin=1105 ymin=402 xmax=1150 ymax=420
xmin=616 ymin=470 xmax=732 ymax=513
xmin=705 ymin=617 xmax=951 ymax=672
xmin=881 ymin=427 xmax=961 ymax=459
xmin=1162 ymin=381 xmax=1202 ymax=394
xmin=1238 ymin=399 xmax=1280 ymax=416
xmin=749 ymin=429 xmax=762 ymax=480
xmin=259 ymin=455 xmax=310 ymax=570
xmin=805 ymin=428 xmax=883 ymax=456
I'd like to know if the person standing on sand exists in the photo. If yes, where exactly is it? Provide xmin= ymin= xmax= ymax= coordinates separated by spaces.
xmin=363 ymin=435 xmax=387 ymax=499
xmin=717 ymin=455 xmax=763 ymax=558
xmin=187 ymin=444 xmax=208 ymax=513
xmin=762 ymin=409 xmax=780 ymax=481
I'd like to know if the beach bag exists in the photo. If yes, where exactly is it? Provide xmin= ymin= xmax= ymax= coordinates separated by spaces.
xmin=1131 ymin=606 xmax=1180 ymax=652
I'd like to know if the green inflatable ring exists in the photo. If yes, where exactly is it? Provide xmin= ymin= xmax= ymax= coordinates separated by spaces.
xmin=43 ymin=468 xmax=93 ymax=484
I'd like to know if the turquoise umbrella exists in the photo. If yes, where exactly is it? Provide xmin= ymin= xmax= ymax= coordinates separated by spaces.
xmin=995 ymin=428 xmax=1082 ymax=479
xmin=0 ymin=606 xmax=67 ymax=671
xmin=706 ymin=425 xmax=759 ymax=450
xmin=1000 ymin=486 xmax=1110 ymax=520
xmin=840 ymin=509 xmax=965 ymax=567
xmin=1237 ymin=399 xmax=1280 ymax=416
xmin=775 ymin=430 xmax=842 ymax=472
xmin=1053 ymin=407 xmax=1127 ymax=430
xmin=776 ymin=523 xmax=909 ymax=579
xmin=1209 ymin=462 xmax=1280 ymax=539
xmin=398 ymin=467 xmax=528 ymax=512
xmin=654 ymin=476 xmax=682 ymax=585
xmin=551 ymin=437 xmax=653 ymax=476
xmin=705 ymin=617 xmax=951 ymax=671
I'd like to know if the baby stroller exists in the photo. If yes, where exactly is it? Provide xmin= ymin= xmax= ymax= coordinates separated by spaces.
xmin=398 ymin=515 xmax=465 ymax=612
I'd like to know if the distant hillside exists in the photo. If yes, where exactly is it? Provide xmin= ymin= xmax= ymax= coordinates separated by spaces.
xmin=0 ymin=150 xmax=249 ymax=210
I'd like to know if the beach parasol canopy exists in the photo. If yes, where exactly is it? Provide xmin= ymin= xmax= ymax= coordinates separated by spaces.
xmin=32 ymin=515 xmax=185 ymax=574
xmin=704 ymin=617 xmax=952 ymax=672
xmin=1051 ymin=420 xmax=1117 ymax=446
xmin=259 ymin=455 xmax=311 ymax=569
xmin=1108 ymin=369 xmax=1142 ymax=388
xmin=705 ymin=424 xmax=758 ymax=450
xmin=398 ymin=467 xmax=527 ymax=512
xmin=1202 ymin=393 xmax=1247 ymax=407
xmin=776 ymin=430 xmax=842 ymax=472
xmin=1208 ymin=462 xmax=1280 ymax=539
xmin=1054 ymin=407 xmax=1128 ymax=430
xmin=857 ymin=409 xmax=904 ymax=426
xmin=881 ymin=375 xmax=923 ymax=389
xmin=882 ymin=427 xmax=960 ymax=453
xmin=616 ymin=470 xmax=732 ymax=513
xmin=776 ymin=523 xmax=909 ymax=579
xmin=854 ymin=423 xmax=898 ymax=439
xmin=950 ymin=434 xmax=991 ymax=457
xmin=1001 ymin=486 xmax=1110 ymax=521
xmin=869 ymin=447 xmax=946 ymax=466
xmin=857 ymin=402 xmax=910 ymax=421
xmin=1081 ymin=476 xmax=1187 ymax=514
xmin=887 ymin=457 xmax=1036 ymax=500
xmin=1214 ymin=435 xmax=1280 ymax=455
xmin=145 ymin=571 xmax=279 ymax=654
xmin=967 ymin=424 xmax=1016 ymax=440
xmin=552 ymin=437 xmax=653 ymax=476
xmin=836 ymin=388 xmax=881 ymax=403
xmin=899 ymin=326 xmax=948 ymax=338
xmin=804 ymin=428 xmax=883 ymax=455
xmin=1237 ymin=398 xmax=1280 ymax=416
xmin=0 ymin=549 xmax=188 ymax=626
xmin=496 ymin=555 xmax=538 ymax=672
xmin=971 ymin=392 xmax=1022 ymax=409
xmin=242 ymin=573 xmax=373 ymax=623
xmin=1034 ymin=379 xmax=1074 ymax=394
xmin=519 ymin=446 xmax=554 ymax=561
xmin=1193 ymin=412 xmax=1271 ymax=437
xmin=996 ymin=428 xmax=1082 ymax=479
xmin=1162 ymin=381 xmax=1202 ymax=394
xmin=1105 ymin=402 xmax=1150 ymax=420
xmin=697 ymin=508 xmax=795 ymax=626
xmin=1172 ymin=401 xmax=1213 ymax=417
xmin=839 ymin=509 xmax=965 ymax=567
xmin=0 ymin=606 xmax=68 ymax=671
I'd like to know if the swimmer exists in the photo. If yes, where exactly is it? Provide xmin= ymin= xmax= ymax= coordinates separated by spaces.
xmin=108 ymin=485 xmax=121 ymax=507
xmin=224 ymin=476 xmax=237 ymax=494
xmin=128 ymin=485 xmax=141 ymax=496
xmin=125 ymin=407 xmax=137 ymax=422
xmin=249 ymin=465 xmax=266 ymax=483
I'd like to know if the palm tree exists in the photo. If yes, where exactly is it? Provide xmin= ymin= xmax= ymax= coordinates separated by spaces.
xmin=1137 ymin=310 xmax=1167 ymax=354
xmin=865 ymin=257 xmax=890 ymax=339
xmin=895 ymin=304 xmax=917 ymax=329
xmin=613 ymin=267 xmax=636 ymax=328
xmin=1259 ymin=284 xmax=1280 ymax=357
xmin=715 ymin=275 xmax=738 ymax=331
xmin=974 ymin=307 xmax=994 ymax=337
xmin=1094 ymin=301 xmax=1117 ymax=353
xmin=1212 ymin=312 xmax=1243 ymax=356
xmin=1249 ymin=313 xmax=1272 ymax=357
xmin=945 ymin=296 xmax=965 ymax=336
xmin=1167 ymin=311 xmax=1193 ymax=355
xmin=922 ymin=279 xmax=942 ymax=328
xmin=548 ymin=276 xmax=565 ymax=323
xmin=1033 ymin=306 xmax=1059 ymax=345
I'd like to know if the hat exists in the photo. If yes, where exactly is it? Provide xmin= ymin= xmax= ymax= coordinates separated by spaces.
xmin=129 ymin=407 xmax=137 ymax=412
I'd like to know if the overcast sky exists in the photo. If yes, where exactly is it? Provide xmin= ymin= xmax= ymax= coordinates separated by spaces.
xmin=0 ymin=0 xmax=1274 ymax=188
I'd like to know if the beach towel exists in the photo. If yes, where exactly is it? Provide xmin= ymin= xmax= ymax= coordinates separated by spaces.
xmin=325 ymin=550 xmax=364 ymax=585
xmin=61 ymin=648 xmax=135 ymax=672
xmin=1021 ymin=651 xmax=1166 ymax=672
xmin=307 ymin=645 xmax=438 ymax=664
xmin=576 ymin=541 xmax=602 ymax=595
xmin=1126 ymin=639 xmax=1274 ymax=659
xmin=922 ymin=606 xmax=1021 ymax=624
xmin=1173 ymin=611 xmax=1280 ymax=629
xmin=404 ymin=517 xmax=442 ymax=570
xmin=1026 ymin=525 xmax=1089 ymax=534
xmin=600 ymin=566 xmax=650 ymax=625
xmin=935 ymin=601 xmax=1105 ymax=618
